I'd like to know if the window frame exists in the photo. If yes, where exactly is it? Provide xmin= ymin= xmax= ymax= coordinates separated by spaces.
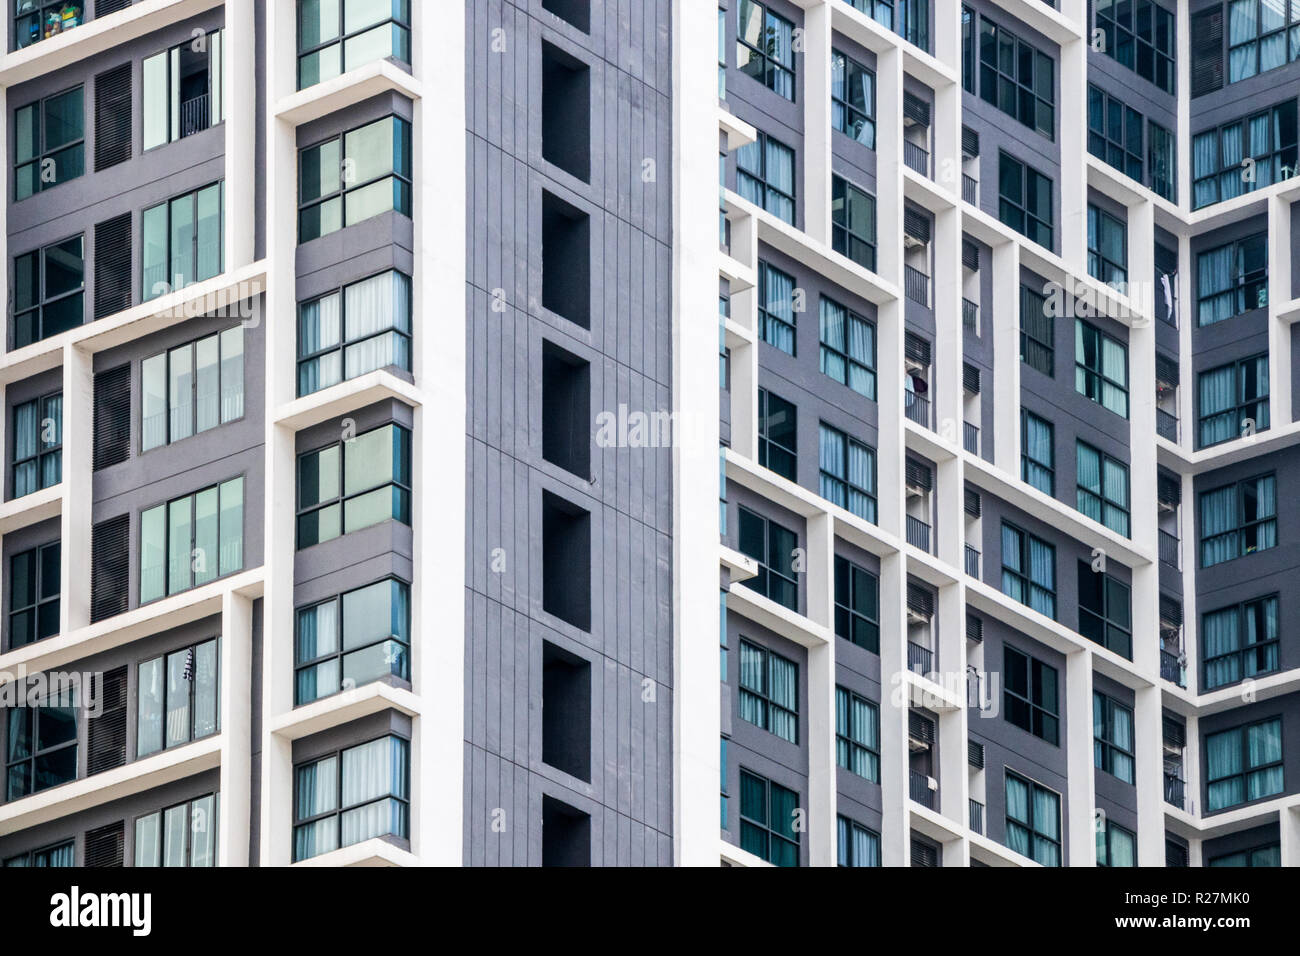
xmin=1003 ymin=645 xmax=1060 ymax=746
xmin=836 ymin=814 xmax=881 ymax=867
xmin=737 ymin=131 xmax=796 ymax=225
xmin=298 ymin=114 xmax=414 ymax=243
xmin=1195 ymin=233 xmax=1268 ymax=326
xmin=1199 ymin=473 xmax=1278 ymax=568
xmin=136 ymin=637 xmax=220 ymax=759
xmin=1197 ymin=353 xmax=1269 ymax=448
xmin=998 ymin=152 xmax=1054 ymax=249
xmin=1074 ymin=318 xmax=1129 ymax=419
xmin=292 ymin=733 xmax=411 ymax=862
xmin=1226 ymin=0 xmax=1300 ymax=83
xmin=297 ymin=0 xmax=411 ymax=90
xmin=835 ymin=685 xmax=880 ymax=783
xmin=737 ymin=505 xmax=798 ymax=611
xmin=978 ymin=16 xmax=1055 ymax=140
xmin=818 ymin=295 xmax=876 ymax=400
xmin=1192 ymin=102 xmax=1298 ymax=209
xmin=7 ymin=541 xmax=60 ymax=650
xmin=1205 ymin=716 xmax=1284 ymax=812
xmin=13 ymin=234 xmax=85 ymax=348
xmin=1096 ymin=818 xmax=1137 ymax=867
xmin=10 ymin=390 xmax=62 ymax=498
xmin=3 ymin=839 xmax=74 ymax=867
xmin=141 ymin=181 xmax=225 ymax=301
xmin=1086 ymin=204 xmax=1128 ymax=289
xmin=1004 ymin=770 xmax=1062 ymax=866
xmin=738 ymin=639 xmax=799 ymax=744
xmin=5 ymin=691 xmax=77 ymax=801
xmin=295 ymin=422 xmax=413 ymax=549
xmin=142 ymin=30 xmax=225 ymax=152
xmin=13 ymin=1 xmax=84 ymax=51
xmin=830 ymin=48 xmax=875 ymax=147
xmin=132 ymin=792 xmax=219 ymax=867
xmin=818 ymin=422 xmax=877 ymax=523
xmin=1020 ymin=409 xmax=1054 ymax=495
xmin=294 ymin=577 xmax=412 ymax=706
xmin=140 ymin=325 xmax=245 ymax=453
xmin=1000 ymin=521 xmax=1056 ymax=619
xmin=14 ymin=84 xmax=84 ymax=200
xmin=1075 ymin=440 xmax=1131 ymax=537
xmin=1093 ymin=691 xmax=1135 ymax=784
xmin=1095 ymin=0 xmax=1176 ymax=93
xmin=756 ymin=259 xmax=797 ymax=355
xmin=738 ymin=768 xmax=800 ymax=866
xmin=831 ymin=174 xmax=877 ymax=271
xmin=139 ymin=477 xmax=245 ymax=603
xmin=1203 ymin=595 xmax=1280 ymax=690
xmin=1019 ymin=283 xmax=1054 ymax=376
xmin=1087 ymin=85 xmax=1144 ymax=184
xmin=757 ymin=387 xmax=797 ymax=481
xmin=297 ymin=268 xmax=413 ymax=396
xmin=735 ymin=0 xmax=796 ymax=101
xmin=1078 ymin=562 xmax=1133 ymax=660
xmin=833 ymin=555 xmax=879 ymax=653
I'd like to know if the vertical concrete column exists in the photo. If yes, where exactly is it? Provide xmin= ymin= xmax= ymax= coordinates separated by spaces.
xmin=802 ymin=0 xmax=832 ymax=247
xmin=1176 ymin=232 xmax=1194 ymax=444
xmin=728 ymin=210 xmax=759 ymax=462
xmin=805 ymin=512 xmax=835 ymax=865
xmin=877 ymin=551 xmax=909 ymax=865
xmin=936 ymin=583 xmax=968 ymax=832
xmin=1178 ymin=471 xmax=1198 ymax=695
xmin=1279 ymin=806 xmax=1300 ymax=866
xmin=1132 ymin=684 xmax=1164 ymax=865
xmin=411 ymin=0 xmax=467 ymax=866
xmin=874 ymin=43 xmax=905 ymax=544
xmin=874 ymin=47 xmax=903 ymax=285
xmin=1184 ymin=711 xmax=1202 ymax=819
xmin=674 ymin=0 xmax=725 ymax=866
xmin=1268 ymin=194 xmax=1293 ymax=424
xmin=224 ymin=0 xmax=257 ymax=271
xmin=1064 ymin=648 xmax=1096 ymax=865
xmin=1058 ymin=35 xmax=1088 ymax=273
xmin=258 ymin=0 xmax=299 ymax=867
xmin=219 ymin=589 xmax=253 ymax=866
xmin=990 ymin=239 xmax=1022 ymax=474
xmin=933 ymin=206 xmax=963 ymax=456
xmin=61 ymin=342 xmax=94 ymax=634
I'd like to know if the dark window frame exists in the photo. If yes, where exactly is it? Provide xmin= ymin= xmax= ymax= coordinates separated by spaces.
xmin=1078 ymin=561 xmax=1133 ymax=660
xmin=1005 ymin=770 xmax=1062 ymax=866
xmin=141 ymin=181 xmax=225 ymax=301
xmin=1000 ymin=522 xmax=1056 ymax=620
xmin=292 ymin=733 xmax=411 ymax=862
xmin=136 ymin=636 xmax=220 ymax=758
xmin=1095 ymin=0 xmax=1176 ymax=93
xmin=7 ymin=541 xmax=60 ymax=650
xmin=835 ymin=685 xmax=879 ymax=782
xmin=1199 ymin=473 xmax=1278 ymax=568
xmin=1093 ymin=690 xmax=1135 ymax=784
xmin=738 ymin=767 xmax=800 ymax=866
xmin=1205 ymin=716 xmax=1284 ymax=812
xmin=832 ymin=174 xmax=878 ymax=271
xmin=999 ymin=151 xmax=1054 ymax=249
xmin=298 ymin=114 xmax=413 ymax=242
xmin=11 ymin=390 xmax=62 ymax=499
xmin=1203 ymin=594 xmax=1280 ymax=690
xmin=139 ymin=476 xmax=246 ymax=603
xmin=5 ymin=692 xmax=77 ymax=801
xmin=757 ymin=387 xmax=797 ymax=481
xmin=297 ymin=0 xmax=412 ymax=90
xmin=735 ymin=0 xmax=796 ymax=101
xmin=978 ymin=16 xmax=1055 ymax=140
xmin=738 ymin=639 xmax=799 ymax=744
xmin=834 ymin=555 xmax=879 ymax=653
xmin=1197 ymin=353 xmax=1269 ymax=448
xmin=1074 ymin=318 xmax=1129 ymax=419
xmin=295 ymin=422 xmax=413 ymax=549
xmin=831 ymin=48 xmax=875 ymax=147
xmin=737 ymin=505 xmax=798 ymax=611
xmin=14 ymin=84 xmax=84 ymax=200
xmin=1075 ymin=439 xmax=1131 ymax=537
xmin=818 ymin=421 xmax=877 ymax=523
xmin=13 ymin=234 xmax=85 ymax=348
xmin=1003 ymin=645 xmax=1060 ymax=746
xmin=296 ymin=268 xmax=413 ymax=397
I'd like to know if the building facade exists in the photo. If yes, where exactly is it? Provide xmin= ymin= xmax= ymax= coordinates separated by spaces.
xmin=0 ymin=0 xmax=1294 ymax=868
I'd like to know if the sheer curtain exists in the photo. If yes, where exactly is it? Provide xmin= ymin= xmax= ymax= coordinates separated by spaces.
xmin=1203 ymin=608 xmax=1240 ymax=689
xmin=1076 ymin=443 xmax=1101 ymax=521
xmin=1001 ymin=525 xmax=1025 ymax=603
xmin=855 ymin=697 xmax=879 ymax=780
xmin=1247 ymin=720 xmax=1283 ymax=800
xmin=12 ymin=400 xmax=36 ymax=497
xmin=1193 ymin=132 xmax=1219 ymax=208
xmin=1229 ymin=0 xmax=1258 ymax=81
xmin=298 ymin=292 xmax=342 ymax=395
xmin=739 ymin=643 xmax=764 ymax=727
xmin=294 ymin=755 xmax=339 ymax=860
xmin=1005 ymin=776 xmax=1030 ymax=856
xmin=1206 ymin=730 xmax=1243 ymax=811
xmin=1200 ymin=486 xmax=1237 ymax=567
xmin=765 ymin=139 xmax=794 ymax=223
xmin=339 ymin=736 xmax=408 ymax=848
xmin=768 ymin=655 xmax=797 ymax=742
xmin=1032 ymin=788 xmax=1060 ymax=866
xmin=1028 ymin=537 xmax=1055 ymax=618
xmin=847 ymin=443 xmax=876 ymax=522
xmin=819 ymin=299 xmax=846 ymax=383
xmin=819 ymin=425 xmax=845 ymax=507
xmin=848 ymin=314 xmax=875 ymax=398
xmin=1199 ymin=365 xmax=1236 ymax=446
xmin=762 ymin=264 xmax=795 ymax=354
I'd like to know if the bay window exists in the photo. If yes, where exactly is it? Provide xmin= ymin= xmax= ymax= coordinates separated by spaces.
xmin=299 ymin=115 xmax=413 ymax=242
xmin=298 ymin=0 xmax=411 ymax=89
xmin=293 ymin=735 xmax=410 ymax=861
xmin=295 ymin=578 xmax=411 ymax=705
xmin=296 ymin=423 xmax=412 ymax=548
xmin=298 ymin=270 xmax=412 ymax=396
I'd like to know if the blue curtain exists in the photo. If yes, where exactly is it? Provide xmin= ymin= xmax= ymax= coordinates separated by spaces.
xmin=765 ymin=139 xmax=795 ymax=223
xmin=1206 ymin=729 xmax=1244 ymax=811
xmin=1200 ymin=486 xmax=1237 ymax=567
xmin=761 ymin=263 xmax=795 ymax=353
xmin=819 ymin=425 xmax=846 ymax=508
xmin=1001 ymin=525 xmax=1025 ymax=604
xmin=738 ymin=642 xmax=764 ymax=729
xmin=1199 ymin=365 xmax=1237 ymax=445
xmin=819 ymin=298 xmax=846 ymax=383
xmin=1005 ymin=775 xmax=1030 ymax=855
xmin=1193 ymin=132 xmax=1219 ymax=207
xmin=1247 ymin=720 xmax=1283 ymax=800
xmin=1204 ymin=607 xmax=1240 ymax=688
xmin=1028 ymin=536 xmax=1055 ymax=618
xmin=847 ymin=442 xmax=876 ymax=522
xmin=1032 ymin=788 xmax=1060 ymax=866
xmin=1076 ymin=443 xmax=1102 ymax=521
xmin=768 ymin=654 xmax=797 ymax=742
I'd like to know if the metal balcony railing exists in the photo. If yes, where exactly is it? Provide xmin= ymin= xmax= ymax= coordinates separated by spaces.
xmin=1164 ymin=773 xmax=1186 ymax=810
xmin=904 ymin=139 xmax=930 ymax=177
xmin=962 ymin=297 xmax=978 ymax=333
xmin=905 ymin=391 xmax=930 ymax=427
xmin=963 ymin=421 xmax=979 ymax=454
xmin=962 ymin=173 xmax=977 ymax=204
xmin=910 ymin=769 xmax=935 ymax=809
xmin=964 ymin=545 xmax=980 ymax=578
xmin=1159 ymin=530 xmax=1180 ymax=569
xmin=907 ymin=640 xmax=933 ymax=675
xmin=904 ymin=264 xmax=930 ymax=306
xmin=906 ymin=514 xmax=931 ymax=553
xmin=1160 ymin=648 xmax=1186 ymax=688
xmin=969 ymin=799 xmax=984 ymax=835
xmin=1157 ymin=408 xmax=1178 ymax=442
xmin=181 ymin=93 xmax=210 ymax=139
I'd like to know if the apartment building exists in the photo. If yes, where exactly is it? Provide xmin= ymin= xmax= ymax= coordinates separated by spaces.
xmin=0 ymin=0 xmax=1295 ymax=869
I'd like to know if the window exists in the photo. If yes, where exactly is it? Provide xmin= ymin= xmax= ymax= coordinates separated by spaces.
xmin=142 ymin=30 xmax=224 ymax=150
xmin=837 ymin=815 xmax=881 ymax=867
xmin=739 ymin=769 xmax=799 ymax=866
xmin=832 ymin=175 xmax=877 ymax=271
xmin=978 ymin=18 xmax=1054 ymax=138
xmin=293 ymin=735 xmax=410 ymax=861
xmin=296 ymin=579 xmax=410 ymax=705
xmin=298 ymin=271 xmax=411 ymax=396
xmin=1206 ymin=718 xmax=1283 ymax=811
xmin=757 ymin=260 xmax=796 ymax=354
xmin=1227 ymin=0 xmax=1300 ymax=82
xmin=818 ymin=423 xmax=877 ymax=523
xmin=737 ymin=132 xmax=795 ymax=224
xmin=1148 ymin=120 xmax=1176 ymax=201
xmin=737 ymin=507 xmax=797 ymax=611
xmin=141 ymin=182 xmax=224 ymax=301
xmin=11 ymin=392 xmax=61 ymax=498
xmin=1019 ymin=283 xmax=1053 ymax=376
xmin=831 ymin=49 xmax=875 ymax=147
xmin=1095 ymin=0 xmax=1175 ymax=93
xmin=961 ymin=5 xmax=975 ymax=91
xmin=1078 ymin=563 xmax=1133 ymax=659
xmin=1004 ymin=646 xmax=1059 ymax=745
xmin=1001 ymin=523 xmax=1056 ymax=619
xmin=835 ymin=687 xmax=879 ymax=782
xmin=834 ymin=555 xmax=879 ymax=653
xmin=757 ymin=388 xmax=796 ymax=481
xmin=1075 ymin=319 xmax=1128 ymax=418
xmin=1005 ymin=772 xmax=1061 ymax=866
xmin=1196 ymin=233 xmax=1268 ymax=326
xmin=845 ymin=0 xmax=927 ymax=52
xmin=13 ymin=236 xmax=84 ymax=348
xmin=13 ymin=2 xmax=83 ymax=49
xmin=1192 ymin=102 xmax=1298 ymax=209
xmin=137 ymin=638 xmax=219 ymax=758
xmin=718 ymin=8 xmax=727 ymax=98
xmin=999 ymin=152 xmax=1053 ymax=249
xmin=1076 ymin=441 xmax=1130 ymax=537
xmin=1204 ymin=595 xmax=1279 ymax=690
xmin=819 ymin=296 xmax=876 ymax=399
xmin=1020 ymin=410 xmax=1054 ymax=495
xmin=8 ymin=542 xmax=59 ymax=649
xmin=3 ymin=841 xmax=73 ymax=867
xmin=720 ymin=736 xmax=729 ymax=827
xmin=1198 ymin=354 xmax=1269 ymax=448
xmin=299 ymin=0 xmax=410 ymax=89
xmin=134 ymin=793 xmax=218 ymax=867
xmin=1200 ymin=474 xmax=1277 ymax=567
xmin=297 ymin=423 xmax=411 ymax=548
xmin=1208 ymin=843 xmax=1281 ymax=867
xmin=739 ymin=641 xmax=798 ymax=743
xmin=1096 ymin=819 xmax=1137 ymax=867
xmin=139 ymin=478 xmax=244 ymax=603
xmin=141 ymin=326 xmax=244 ymax=452
xmin=5 ymin=692 xmax=77 ymax=800
xmin=1094 ymin=692 xmax=1135 ymax=783
xmin=736 ymin=0 xmax=794 ymax=100
xmin=299 ymin=115 xmax=413 ymax=242
xmin=542 ymin=341 xmax=591 ymax=478
xmin=14 ymin=86 xmax=83 ymax=200
xmin=1087 ymin=205 xmax=1127 ymax=289
xmin=1087 ymin=86 xmax=1143 ymax=184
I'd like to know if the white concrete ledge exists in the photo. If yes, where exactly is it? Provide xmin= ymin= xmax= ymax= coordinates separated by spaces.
xmin=720 ymin=545 xmax=758 ymax=583
xmin=275 ymin=60 xmax=423 ymax=127
xmin=0 ymin=484 xmax=61 ymax=536
xmin=726 ymin=582 xmax=831 ymax=649
xmin=269 ymin=682 xmax=421 ymax=742
xmin=718 ymin=106 xmax=757 ymax=151
xmin=719 ymin=838 xmax=772 ymax=867
xmin=274 ymin=369 xmax=423 ymax=432
xmin=291 ymin=837 xmax=417 ymax=867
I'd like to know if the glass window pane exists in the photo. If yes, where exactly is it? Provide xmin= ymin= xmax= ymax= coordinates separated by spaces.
xmin=134 ymin=813 xmax=161 ymax=867
xmin=169 ymin=193 xmax=195 ymax=290
xmin=220 ymin=326 xmax=244 ymax=423
xmin=193 ymin=486 xmax=219 ymax=587
xmin=140 ymin=505 xmax=167 ymax=603
xmin=165 ymin=648 xmax=192 ymax=748
xmin=143 ymin=52 xmax=169 ymax=150
xmin=196 ymin=184 xmax=222 ymax=282
xmin=192 ymin=640 xmax=218 ymax=739
xmin=343 ymin=426 xmax=396 ymax=495
xmin=218 ymin=477 xmax=244 ymax=576
xmin=162 ymin=803 xmax=188 ymax=866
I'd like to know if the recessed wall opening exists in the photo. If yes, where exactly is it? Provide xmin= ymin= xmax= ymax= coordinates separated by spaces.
xmin=542 ymin=490 xmax=591 ymax=631
xmin=542 ymin=641 xmax=592 ymax=781
xmin=542 ymin=191 xmax=591 ymax=329
xmin=542 ymin=42 xmax=591 ymax=183
xmin=542 ymin=795 xmax=591 ymax=866
xmin=542 ymin=341 xmax=591 ymax=479
xmin=542 ymin=0 xmax=590 ymax=33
